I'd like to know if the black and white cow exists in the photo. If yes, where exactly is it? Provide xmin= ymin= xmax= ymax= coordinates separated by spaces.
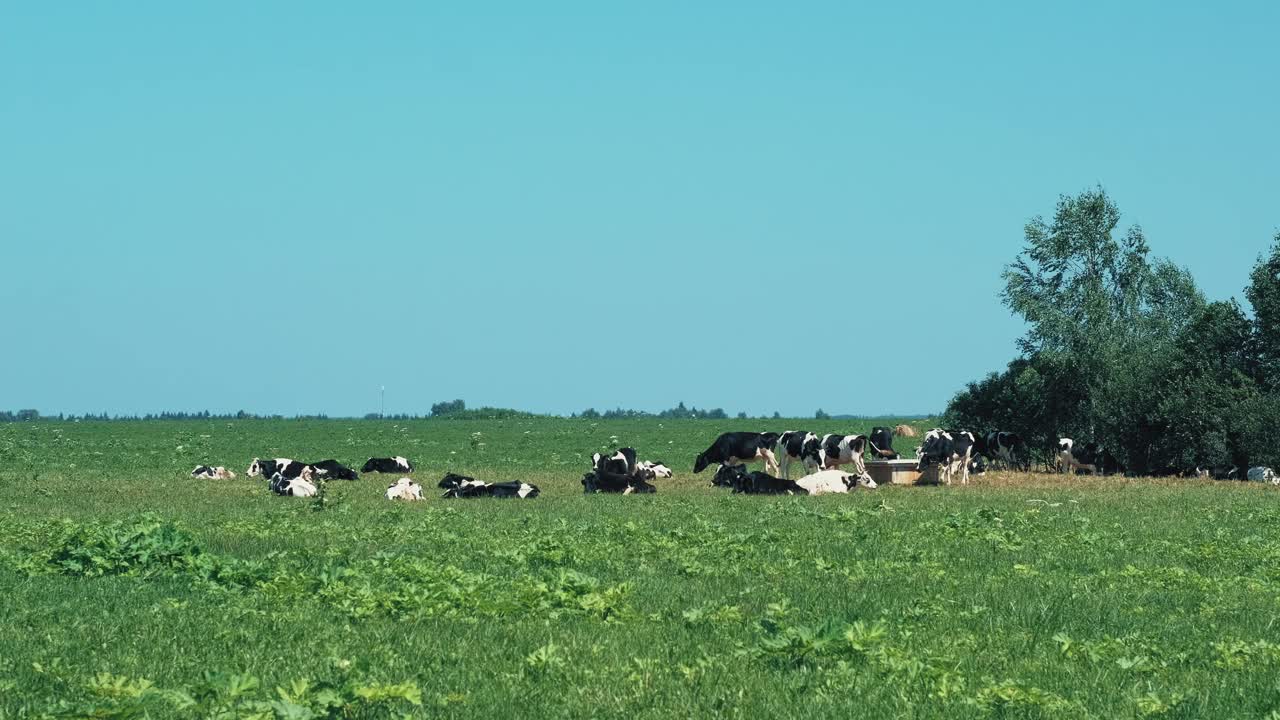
xmin=593 ymin=448 xmax=638 ymax=476
xmin=868 ymin=427 xmax=899 ymax=460
xmin=727 ymin=468 xmax=806 ymax=495
xmin=636 ymin=460 xmax=672 ymax=478
xmin=191 ymin=465 xmax=236 ymax=479
xmin=438 ymin=473 xmax=539 ymax=499
xmin=917 ymin=429 xmax=977 ymax=485
xmin=820 ymin=434 xmax=869 ymax=475
xmin=311 ymin=459 xmax=358 ymax=481
xmin=777 ymin=431 xmax=822 ymax=479
xmin=977 ymin=431 xmax=1026 ymax=471
xmin=362 ymin=456 xmax=414 ymax=474
xmin=247 ymin=458 xmax=311 ymax=480
xmin=969 ymin=456 xmax=987 ymax=476
xmin=693 ymin=432 xmax=781 ymax=475
xmin=268 ymin=468 xmax=317 ymax=497
xmin=795 ymin=468 xmax=877 ymax=495
xmin=1248 ymin=466 xmax=1277 ymax=484
xmin=582 ymin=469 xmax=657 ymax=494
xmin=1057 ymin=439 xmax=1123 ymax=476
xmin=592 ymin=449 xmax=669 ymax=480
xmin=385 ymin=477 xmax=424 ymax=501
xmin=711 ymin=463 xmax=744 ymax=487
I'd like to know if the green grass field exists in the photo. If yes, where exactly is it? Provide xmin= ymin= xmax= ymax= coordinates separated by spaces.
xmin=2 ymin=418 xmax=1280 ymax=719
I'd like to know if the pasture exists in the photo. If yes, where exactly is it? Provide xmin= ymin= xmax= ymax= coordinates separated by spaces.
xmin=2 ymin=418 xmax=1279 ymax=718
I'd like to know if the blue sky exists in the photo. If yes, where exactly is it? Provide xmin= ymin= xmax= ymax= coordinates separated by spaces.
xmin=3 ymin=1 xmax=1277 ymax=417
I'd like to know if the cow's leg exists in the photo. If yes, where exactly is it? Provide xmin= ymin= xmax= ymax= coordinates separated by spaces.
xmin=761 ymin=448 xmax=780 ymax=476
xmin=961 ymin=449 xmax=972 ymax=484
xmin=779 ymin=454 xmax=791 ymax=479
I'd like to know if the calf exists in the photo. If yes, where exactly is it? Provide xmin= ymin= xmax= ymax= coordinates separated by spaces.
xmin=820 ymin=434 xmax=869 ymax=475
xmin=582 ymin=468 xmax=657 ymax=494
xmin=1057 ymin=439 xmax=1123 ymax=476
xmin=693 ymin=432 xmax=781 ymax=475
xmin=868 ymin=427 xmax=899 ymax=460
xmin=917 ymin=429 xmax=976 ymax=485
xmin=385 ymin=477 xmax=424 ymax=501
xmin=362 ymin=456 xmax=414 ymax=474
xmin=777 ymin=431 xmax=822 ymax=479
xmin=795 ymin=468 xmax=877 ymax=495
xmin=311 ymin=459 xmax=358 ymax=481
xmin=1248 ymin=466 xmax=1277 ymax=484
xmin=729 ymin=469 xmax=806 ymax=495
xmin=636 ymin=460 xmax=673 ymax=478
xmin=439 ymin=473 xmax=539 ymax=499
xmin=191 ymin=465 xmax=236 ymax=479
xmin=269 ymin=467 xmax=317 ymax=497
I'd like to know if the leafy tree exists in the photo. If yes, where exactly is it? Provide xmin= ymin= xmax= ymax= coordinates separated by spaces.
xmin=814 ymin=409 xmax=830 ymax=420
xmin=580 ymin=408 xmax=600 ymax=419
xmin=1002 ymin=187 xmax=1203 ymax=440
xmin=1246 ymin=233 xmax=1280 ymax=390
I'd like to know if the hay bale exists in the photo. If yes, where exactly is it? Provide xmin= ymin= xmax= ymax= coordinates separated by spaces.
xmin=894 ymin=424 xmax=917 ymax=438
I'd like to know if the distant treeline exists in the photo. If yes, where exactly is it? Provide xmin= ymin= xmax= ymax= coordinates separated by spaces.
xmin=0 ymin=401 xmax=929 ymax=424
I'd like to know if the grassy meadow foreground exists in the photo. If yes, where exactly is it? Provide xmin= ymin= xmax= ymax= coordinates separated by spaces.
xmin=2 ymin=419 xmax=1280 ymax=718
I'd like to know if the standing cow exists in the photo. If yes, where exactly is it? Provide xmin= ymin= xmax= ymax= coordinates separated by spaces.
xmin=777 ymin=431 xmax=822 ymax=479
xmin=819 ymin=434 xmax=869 ymax=475
xmin=693 ymin=433 xmax=781 ymax=475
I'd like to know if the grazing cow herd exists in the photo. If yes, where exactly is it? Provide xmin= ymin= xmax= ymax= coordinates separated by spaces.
xmin=185 ymin=425 xmax=1280 ymax=503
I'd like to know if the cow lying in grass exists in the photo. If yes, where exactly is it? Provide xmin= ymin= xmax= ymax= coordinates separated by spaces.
xmin=248 ymin=457 xmax=358 ymax=481
xmin=584 ymin=449 xmax=665 ymax=493
xmin=713 ymin=465 xmax=805 ymax=495
xmin=385 ymin=477 xmax=424 ymax=501
xmin=269 ymin=467 xmax=317 ymax=497
xmin=1248 ymin=466 xmax=1277 ymax=484
xmin=438 ymin=473 xmax=539 ymax=499
xmin=191 ymin=465 xmax=235 ymax=479
xmin=794 ymin=469 xmax=877 ymax=495
xmin=582 ymin=469 xmax=657 ymax=494
xmin=592 ymin=448 xmax=671 ymax=479
xmin=362 ymin=456 xmax=414 ymax=474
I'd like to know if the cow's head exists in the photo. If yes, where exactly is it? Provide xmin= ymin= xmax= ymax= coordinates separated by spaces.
xmin=845 ymin=472 xmax=877 ymax=490
xmin=1058 ymin=438 xmax=1073 ymax=453
xmin=693 ymin=452 xmax=712 ymax=474
xmin=437 ymin=473 xmax=475 ymax=490
xmin=360 ymin=459 xmax=377 ymax=473
xmin=712 ymin=464 xmax=746 ymax=487
xmin=247 ymin=459 xmax=263 ymax=477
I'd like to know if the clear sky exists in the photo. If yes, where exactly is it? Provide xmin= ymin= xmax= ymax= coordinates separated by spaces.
xmin=3 ymin=1 xmax=1277 ymax=418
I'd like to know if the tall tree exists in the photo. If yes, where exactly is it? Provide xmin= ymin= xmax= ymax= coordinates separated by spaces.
xmin=1246 ymin=233 xmax=1280 ymax=391
xmin=1000 ymin=187 xmax=1202 ymax=438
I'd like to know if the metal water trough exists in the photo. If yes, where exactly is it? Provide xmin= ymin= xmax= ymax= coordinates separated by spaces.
xmin=866 ymin=458 xmax=938 ymax=486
